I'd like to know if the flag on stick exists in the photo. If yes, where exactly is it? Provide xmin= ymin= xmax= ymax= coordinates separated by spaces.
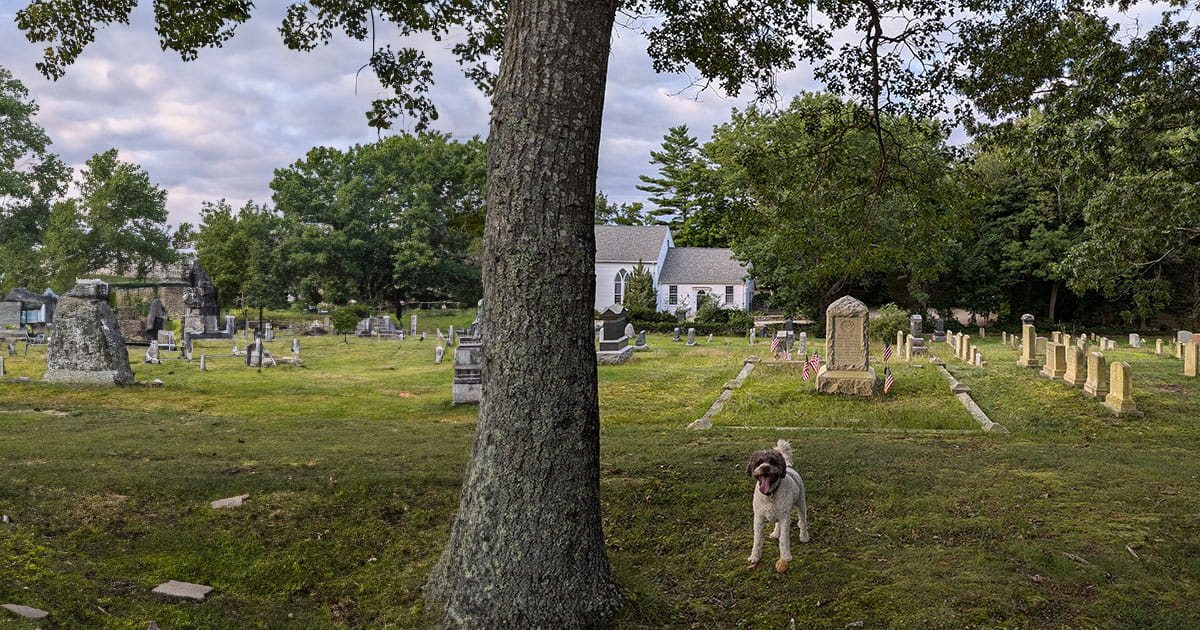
xmin=882 ymin=339 xmax=893 ymax=363
xmin=883 ymin=366 xmax=895 ymax=394
xmin=801 ymin=359 xmax=812 ymax=380
xmin=770 ymin=335 xmax=782 ymax=357
xmin=808 ymin=352 xmax=821 ymax=374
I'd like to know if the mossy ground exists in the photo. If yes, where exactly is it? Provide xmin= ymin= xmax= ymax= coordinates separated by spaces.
xmin=2 ymin=317 xmax=1198 ymax=628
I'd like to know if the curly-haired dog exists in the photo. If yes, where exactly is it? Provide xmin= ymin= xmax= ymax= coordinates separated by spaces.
xmin=747 ymin=439 xmax=810 ymax=572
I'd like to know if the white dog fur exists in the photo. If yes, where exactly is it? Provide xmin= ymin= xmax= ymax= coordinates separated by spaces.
xmin=747 ymin=439 xmax=810 ymax=572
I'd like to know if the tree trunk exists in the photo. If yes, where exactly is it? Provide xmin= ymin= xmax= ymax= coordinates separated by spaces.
xmin=424 ymin=0 xmax=622 ymax=627
xmin=1048 ymin=280 xmax=1060 ymax=323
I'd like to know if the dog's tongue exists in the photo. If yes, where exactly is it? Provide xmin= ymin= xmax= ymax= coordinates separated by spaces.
xmin=758 ymin=477 xmax=771 ymax=495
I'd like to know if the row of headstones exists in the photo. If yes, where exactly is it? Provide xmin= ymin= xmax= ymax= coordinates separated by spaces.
xmin=894 ymin=330 xmax=930 ymax=363
xmin=1007 ymin=326 xmax=1199 ymax=378
xmin=942 ymin=331 xmax=986 ymax=367
xmin=1015 ymin=322 xmax=1141 ymax=415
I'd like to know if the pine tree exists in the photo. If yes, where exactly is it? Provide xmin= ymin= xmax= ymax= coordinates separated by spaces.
xmin=636 ymin=125 xmax=700 ymax=226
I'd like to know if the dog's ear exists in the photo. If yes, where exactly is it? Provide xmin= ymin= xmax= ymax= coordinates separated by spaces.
xmin=746 ymin=452 xmax=764 ymax=476
xmin=769 ymin=450 xmax=786 ymax=470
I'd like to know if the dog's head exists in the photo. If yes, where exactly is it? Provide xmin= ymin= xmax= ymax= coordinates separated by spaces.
xmin=746 ymin=448 xmax=787 ymax=495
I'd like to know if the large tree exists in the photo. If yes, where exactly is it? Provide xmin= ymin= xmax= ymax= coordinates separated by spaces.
xmin=44 ymin=148 xmax=175 ymax=288
xmin=0 ymin=65 xmax=68 ymax=293
xmin=270 ymin=132 xmax=484 ymax=311
xmin=193 ymin=199 xmax=288 ymax=309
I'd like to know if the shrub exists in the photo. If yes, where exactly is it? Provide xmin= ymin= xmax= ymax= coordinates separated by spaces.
xmin=330 ymin=304 xmax=371 ymax=333
xmin=873 ymin=303 xmax=910 ymax=343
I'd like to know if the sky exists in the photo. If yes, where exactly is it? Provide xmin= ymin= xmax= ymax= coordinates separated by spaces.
xmin=0 ymin=2 xmax=1184 ymax=230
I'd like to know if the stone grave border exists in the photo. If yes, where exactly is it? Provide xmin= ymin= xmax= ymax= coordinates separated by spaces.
xmin=688 ymin=354 xmax=1008 ymax=434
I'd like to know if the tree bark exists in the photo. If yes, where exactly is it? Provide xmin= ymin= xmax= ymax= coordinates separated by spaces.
xmin=1048 ymin=280 xmax=1060 ymax=323
xmin=424 ymin=0 xmax=622 ymax=627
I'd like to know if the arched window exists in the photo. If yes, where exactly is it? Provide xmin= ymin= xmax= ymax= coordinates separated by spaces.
xmin=614 ymin=269 xmax=629 ymax=305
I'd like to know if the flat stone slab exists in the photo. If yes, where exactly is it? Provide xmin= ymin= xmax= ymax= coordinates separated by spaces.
xmin=210 ymin=494 xmax=249 ymax=509
xmin=2 ymin=604 xmax=50 ymax=619
xmin=152 ymin=580 xmax=213 ymax=601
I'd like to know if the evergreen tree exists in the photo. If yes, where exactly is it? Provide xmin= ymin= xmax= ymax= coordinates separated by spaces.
xmin=636 ymin=125 xmax=700 ymax=226
xmin=624 ymin=260 xmax=657 ymax=312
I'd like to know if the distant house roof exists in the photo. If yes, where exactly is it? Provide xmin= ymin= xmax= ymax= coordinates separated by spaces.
xmin=3 ymin=288 xmax=57 ymax=308
xmin=594 ymin=225 xmax=670 ymax=263
xmin=658 ymin=248 xmax=748 ymax=285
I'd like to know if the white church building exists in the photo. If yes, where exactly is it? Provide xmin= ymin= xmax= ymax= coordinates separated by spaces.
xmin=593 ymin=225 xmax=753 ymax=316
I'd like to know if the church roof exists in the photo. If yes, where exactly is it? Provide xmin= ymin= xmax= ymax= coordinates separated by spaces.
xmin=594 ymin=225 xmax=670 ymax=263
xmin=658 ymin=248 xmax=748 ymax=285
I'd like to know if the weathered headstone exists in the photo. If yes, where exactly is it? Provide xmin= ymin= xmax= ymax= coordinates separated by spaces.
xmin=1035 ymin=336 xmax=1047 ymax=357
xmin=1063 ymin=345 xmax=1086 ymax=387
xmin=225 ymin=314 xmax=236 ymax=335
xmin=624 ymin=323 xmax=635 ymax=339
xmin=686 ymin=328 xmax=696 ymax=346
xmin=152 ymin=580 xmax=213 ymax=601
xmin=896 ymin=329 xmax=905 ymax=351
xmin=784 ymin=317 xmax=794 ymax=333
xmin=0 ymin=356 xmax=4 ymax=378
xmin=145 ymin=298 xmax=168 ymax=341
xmin=410 ymin=314 xmax=418 ymax=335
xmin=44 ymin=280 xmax=134 ymax=385
xmin=1128 ymin=333 xmax=1142 ymax=348
xmin=634 ymin=330 xmax=648 ymax=351
xmin=904 ymin=334 xmax=912 ymax=362
xmin=673 ymin=327 xmax=681 ymax=342
xmin=452 ymin=332 xmax=483 ymax=404
xmin=448 ymin=325 xmax=456 ymax=346
xmin=909 ymin=314 xmax=925 ymax=355
xmin=435 ymin=345 xmax=445 ymax=364
xmin=291 ymin=338 xmax=300 ymax=354
xmin=815 ymin=295 xmax=877 ymax=397
xmin=145 ymin=340 xmax=161 ymax=364
xmin=199 ymin=354 xmax=207 ymax=371
xmin=182 ymin=259 xmax=220 ymax=335
xmin=1156 ymin=338 xmax=1163 ymax=355
xmin=1017 ymin=324 xmax=1040 ymax=368
xmin=1083 ymin=352 xmax=1109 ymax=399
xmin=263 ymin=322 xmax=274 ymax=342
xmin=597 ymin=304 xmax=633 ymax=365
xmin=706 ymin=333 xmax=714 ymax=343
xmin=932 ymin=316 xmax=946 ymax=343
xmin=1041 ymin=342 xmax=1066 ymax=379
xmin=1184 ymin=340 xmax=1199 ymax=378
xmin=798 ymin=331 xmax=808 ymax=356
xmin=1 ymin=604 xmax=49 ymax=619
xmin=1102 ymin=361 xmax=1142 ymax=416
xmin=1178 ymin=330 xmax=1193 ymax=343
xmin=979 ymin=327 xmax=986 ymax=338
xmin=749 ymin=327 xmax=756 ymax=345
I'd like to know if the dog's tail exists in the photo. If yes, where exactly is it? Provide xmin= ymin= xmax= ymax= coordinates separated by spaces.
xmin=774 ymin=439 xmax=793 ymax=467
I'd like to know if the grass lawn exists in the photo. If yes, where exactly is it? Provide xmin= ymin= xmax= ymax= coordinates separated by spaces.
xmin=2 ymin=318 xmax=1199 ymax=628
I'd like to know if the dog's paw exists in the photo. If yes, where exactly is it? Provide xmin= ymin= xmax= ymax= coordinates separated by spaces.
xmin=799 ymin=531 xmax=811 ymax=543
xmin=747 ymin=562 xmax=759 ymax=570
xmin=775 ymin=558 xmax=789 ymax=573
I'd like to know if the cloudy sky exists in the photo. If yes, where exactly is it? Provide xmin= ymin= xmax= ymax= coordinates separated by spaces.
xmin=0 ymin=2 xmax=1179 ymax=229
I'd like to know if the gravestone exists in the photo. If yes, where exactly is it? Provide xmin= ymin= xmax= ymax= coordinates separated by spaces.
xmin=448 ymin=325 xmax=456 ymax=346
xmin=1035 ymin=337 xmax=1047 ymax=357
xmin=199 ymin=354 xmax=206 ymax=371
xmin=1175 ymin=340 xmax=1184 ymax=359
xmin=1185 ymin=340 xmax=1199 ymax=378
xmin=43 ymin=280 xmax=134 ymax=385
xmin=1129 ymin=333 xmax=1142 ymax=348
xmin=1102 ymin=361 xmax=1142 ymax=416
xmin=625 ymin=323 xmax=635 ymax=339
xmin=1001 ymin=331 xmax=1007 ymax=345
xmin=784 ymin=318 xmax=794 ymax=333
xmin=749 ymin=327 xmax=756 ymax=345
xmin=896 ymin=329 xmax=904 ymax=350
xmin=145 ymin=340 xmax=161 ymax=364
xmin=264 ymin=322 xmax=274 ymax=342
xmin=1041 ymin=342 xmax=1066 ymax=379
xmin=1083 ymin=352 xmax=1109 ymax=399
xmin=182 ymin=259 xmax=220 ymax=335
xmin=225 ymin=314 xmax=236 ymax=335
xmin=1063 ymin=345 xmax=1086 ymax=388
xmin=673 ymin=327 xmax=681 ymax=342
xmin=452 ymin=330 xmax=483 ymax=404
xmin=815 ymin=295 xmax=877 ymax=397
xmin=706 ymin=333 xmax=714 ymax=343
xmin=596 ymin=304 xmax=633 ymax=365
xmin=291 ymin=338 xmax=300 ymax=354
xmin=798 ymin=332 xmax=808 ymax=356
xmin=435 ymin=345 xmax=445 ymax=364
xmin=904 ymin=334 xmax=912 ymax=362
xmin=410 ymin=314 xmax=418 ymax=335
xmin=0 ymin=356 xmax=4 ymax=377
xmin=1017 ymin=324 xmax=1040 ymax=368
xmin=686 ymin=328 xmax=696 ymax=346
xmin=634 ymin=330 xmax=648 ymax=351
xmin=909 ymin=314 xmax=926 ymax=355
xmin=146 ymin=298 xmax=168 ymax=340
xmin=0 ymin=301 xmax=19 ymax=327
xmin=1156 ymin=339 xmax=1163 ymax=355
xmin=1178 ymin=330 xmax=1193 ymax=343
xmin=932 ymin=316 xmax=946 ymax=342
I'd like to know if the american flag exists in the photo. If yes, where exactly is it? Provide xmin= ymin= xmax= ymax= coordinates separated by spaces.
xmin=883 ymin=366 xmax=895 ymax=394
xmin=801 ymin=358 xmax=812 ymax=380
xmin=882 ymin=339 xmax=893 ymax=362
xmin=770 ymin=335 xmax=782 ymax=356
xmin=807 ymin=352 xmax=821 ymax=373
